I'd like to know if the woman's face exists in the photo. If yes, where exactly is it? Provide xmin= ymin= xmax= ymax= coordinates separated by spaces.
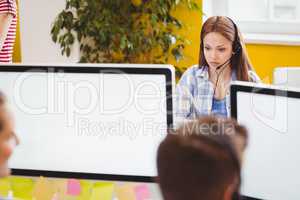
xmin=203 ymin=32 xmax=233 ymax=69
xmin=0 ymin=108 xmax=18 ymax=177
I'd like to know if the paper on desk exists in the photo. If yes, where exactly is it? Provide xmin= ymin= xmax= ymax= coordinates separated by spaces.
xmin=32 ymin=176 xmax=56 ymax=200
xmin=52 ymin=179 xmax=68 ymax=199
xmin=10 ymin=176 xmax=34 ymax=199
xmin=91 ymin=182 xmax=114 ymax=200
xmin=0 ymin=178 xmax=10 ymax=197
xmin=115 ymin=183 xmax=136 ymax=200
xmin=77 ymin=180 xmax=93 ymax=200
xmin=134 ymin=184 xmax=150 ymax=200
xmin=67 ymin=179 xmax=81 ymax=196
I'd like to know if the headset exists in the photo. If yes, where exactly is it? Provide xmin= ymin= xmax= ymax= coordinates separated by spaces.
xmin=212 ymin=17 xmax=242 ymax=99
xmin=215 ymin=16 xmax=241 ymax=70
xmin=228 ymin=17 xmax=241 ymax=56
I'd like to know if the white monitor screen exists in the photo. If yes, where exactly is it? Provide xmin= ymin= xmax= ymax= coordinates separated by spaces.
xmin=0 ymin=64 xmax=173 ymax=182
xmin=231 ymin=82 xmax=300 ymax=200
xmin=273 ymin=67 xmax=300 ymax=88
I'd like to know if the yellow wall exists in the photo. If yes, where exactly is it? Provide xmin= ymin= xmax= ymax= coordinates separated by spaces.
xmin=169 ymin=0 xmax=202 ymax=72
xmin=246 ymin=44 xmax=300 ymax=83
xmin=172 ymin=0 xmax=300 ymax=83
xmin=12 ymin=0 xmax=21 ymax=62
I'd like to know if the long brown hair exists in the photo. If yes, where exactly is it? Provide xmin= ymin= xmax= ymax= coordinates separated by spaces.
xmin=199 ymin=16 xmax=253 ymax=81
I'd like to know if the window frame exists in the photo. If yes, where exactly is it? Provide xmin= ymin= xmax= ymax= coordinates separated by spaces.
xmin=203 ymin=0 xmax=300 ymax=46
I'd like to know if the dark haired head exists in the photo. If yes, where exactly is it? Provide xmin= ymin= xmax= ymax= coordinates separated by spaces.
xmin=157 ymin=116 xmax=248 ymax=200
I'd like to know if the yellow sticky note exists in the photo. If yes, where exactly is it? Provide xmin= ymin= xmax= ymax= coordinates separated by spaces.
xmin=115 ymin=183 xmax=136 ymax=200
xmin=14 ymin=198 xmax=26 ymax=200
xmin=9 ymin=176 xmax=34 ymax=199
xmin=32 ymin=177 xmax=56 ymax=200
xmin=0 ymin=177 xmax=11 ymax=197
xmin=90 ymin=182 xmax=114 ymax=200
xmin=76 ymin=180 xmax=93 ymax=200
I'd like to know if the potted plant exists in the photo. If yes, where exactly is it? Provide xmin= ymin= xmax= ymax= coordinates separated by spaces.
xmin=51 ymin=0 xmax=200 ymax=76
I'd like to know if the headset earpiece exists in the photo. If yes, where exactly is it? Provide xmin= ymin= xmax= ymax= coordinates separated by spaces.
xmin=234 ymin=43 xmax=241 ymax=54
xmin=227 ymin=17 xmax=241 ymax=54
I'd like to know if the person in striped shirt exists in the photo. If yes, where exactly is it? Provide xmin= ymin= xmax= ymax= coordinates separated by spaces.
xmin=0 ymin=0 xmax=17 ymax=63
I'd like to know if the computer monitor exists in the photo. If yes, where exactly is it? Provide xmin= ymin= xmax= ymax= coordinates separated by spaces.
xmin=231 ymin=81 xmax=300 ymax=200
xmin=0 ymin=64 xmax=174 ymax=182
xmin=273 ymin=67 xmax=300 ymax=88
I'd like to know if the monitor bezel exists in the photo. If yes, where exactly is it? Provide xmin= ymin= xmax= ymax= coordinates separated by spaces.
xmin=231 ymin=82 xmax=300 ymax=119
xmin=230 ymin=82 xmax=300 ymax=199
xmin=0 ymin=64 xmax=174 ymax=182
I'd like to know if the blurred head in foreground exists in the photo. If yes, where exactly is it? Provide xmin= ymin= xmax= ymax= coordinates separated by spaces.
xmin=0 ymin=91 xmax=18 ymax=177
xmin=157 ymin=116 xmax=248 ymax=200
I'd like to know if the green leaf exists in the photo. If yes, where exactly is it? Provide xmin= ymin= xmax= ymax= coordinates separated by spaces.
xmin=51 ymin=0 xmax=198 ymax=64
xmin=66 ymin=47 xmax=71 ymax=57
xmin=78 ymin=32 xmax=82 ymax=42
xmin=150 ymin=14 xmax=158 ymax=25
xmin=52 ymin=34 xmax=57 ymax=43
xmin=67 ymin=33 xmax=75 ymax=44
xmin=120 ymin=35 xmax=127 ymax=50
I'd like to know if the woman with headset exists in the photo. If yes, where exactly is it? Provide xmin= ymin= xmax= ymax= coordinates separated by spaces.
xmin=175 ymin=16 xmax=260 ymax=125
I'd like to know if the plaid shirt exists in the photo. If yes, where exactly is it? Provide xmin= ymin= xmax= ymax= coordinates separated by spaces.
xmin=175 ymin=65 xmax=260 ymax=127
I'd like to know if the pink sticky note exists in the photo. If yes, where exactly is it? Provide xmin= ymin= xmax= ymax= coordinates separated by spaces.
xmin=67 ymin=179 xmax=81 ymax=196
xmin=134 ymin=184 xmax=150 ymax=200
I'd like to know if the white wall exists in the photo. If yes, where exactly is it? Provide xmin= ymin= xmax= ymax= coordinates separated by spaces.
xmin=19 ymin=0 xmax=79 ymax=63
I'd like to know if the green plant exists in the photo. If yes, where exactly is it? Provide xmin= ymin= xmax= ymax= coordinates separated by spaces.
xmin=51 ymin=0 xmax=200 ymax=75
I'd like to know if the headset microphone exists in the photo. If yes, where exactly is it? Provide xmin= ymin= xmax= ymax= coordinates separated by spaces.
xmin=211 ymin=17 xmax=242 ymax=98
xmin=216 ymin=57 xmax=232 ymax=70
xmin=212 ymin=55 xmax=233 ymax=98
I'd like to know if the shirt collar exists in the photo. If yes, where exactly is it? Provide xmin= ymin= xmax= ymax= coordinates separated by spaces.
xmin=196 ymin=65 xmax=238 ymax=81
xmin=196 ymin=66 xmax=209 ymax=79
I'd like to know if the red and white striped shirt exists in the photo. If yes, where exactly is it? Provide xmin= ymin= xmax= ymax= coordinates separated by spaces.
xmin=0 ymin=0 xmax=17 ymax=63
